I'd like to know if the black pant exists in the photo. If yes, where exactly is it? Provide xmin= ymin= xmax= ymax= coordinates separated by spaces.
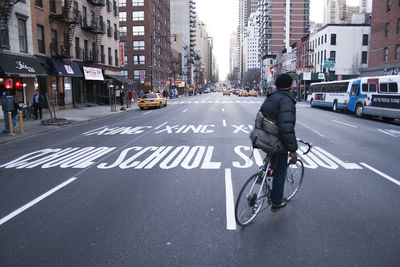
xmin=33 ymin=104 xmax=42 ymax=119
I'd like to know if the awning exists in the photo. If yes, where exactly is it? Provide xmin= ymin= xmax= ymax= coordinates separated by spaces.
xmin=0 ymin=53 xmax=47 ymax=77
xmin=47 ymin=58 xmax=83 ymax=77
xmin=105 ymin=74 xmax=134 ymax=85
xmin=83 ymin=66 xmax=104 ymax=81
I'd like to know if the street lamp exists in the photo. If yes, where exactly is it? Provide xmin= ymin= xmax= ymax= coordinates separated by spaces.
xmin=149 ymin=33 xmax=177 ymax=93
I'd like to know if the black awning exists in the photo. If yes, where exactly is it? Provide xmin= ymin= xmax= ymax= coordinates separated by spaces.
xmin=0 ymin=53 xmax=47 ymax=77
xmin=105 ymin=74 xmax=134 ymax=85
xmin=47 ymin=58 xmax=84 ymax=77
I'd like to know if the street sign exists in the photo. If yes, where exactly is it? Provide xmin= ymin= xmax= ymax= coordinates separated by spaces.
xmin=324 ymin=60 xmax=335 ymax=68
xmin=303 ymin=72 xmax=311 ymax=80
xmin=318 ymin=73 xmax=325 ymax=80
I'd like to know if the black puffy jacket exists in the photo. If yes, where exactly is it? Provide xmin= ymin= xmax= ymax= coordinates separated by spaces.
xmin=259 ymin=90 xmax=298 ymax=152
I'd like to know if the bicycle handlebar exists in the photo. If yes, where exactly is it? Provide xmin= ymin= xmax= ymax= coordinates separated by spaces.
xmin=296 ymin=138 xmax=312 ymax=155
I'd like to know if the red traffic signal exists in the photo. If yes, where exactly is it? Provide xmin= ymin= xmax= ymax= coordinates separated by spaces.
xmin=15 ymin=81 xmax=21 ymax=89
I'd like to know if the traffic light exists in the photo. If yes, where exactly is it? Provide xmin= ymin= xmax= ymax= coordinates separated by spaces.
xmin=15 ymin=81 xmax=21 ymax=89
xmin=270 ymin=67 xmax=274 ymax=74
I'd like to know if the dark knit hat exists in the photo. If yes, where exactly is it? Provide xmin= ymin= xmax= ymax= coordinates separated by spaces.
xmin=275 ymin=74 xmax=293 ymax=90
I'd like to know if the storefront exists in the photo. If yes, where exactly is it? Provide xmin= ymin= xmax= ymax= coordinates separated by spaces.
xmin=0 ymin=53 xmax=47 ymax=105
xmin=81 ymin=66 xmax=106 ymax=105
xmin=47 ymin=58 xmax=83 ymax=109
xmin=104 ymin=74 xmax=135 ymax=106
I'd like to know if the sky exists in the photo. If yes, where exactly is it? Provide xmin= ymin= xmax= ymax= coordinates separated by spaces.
xmin=195 ymin=0 xmax=365 ymax=80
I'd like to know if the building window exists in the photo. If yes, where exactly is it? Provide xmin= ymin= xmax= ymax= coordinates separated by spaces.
xmin=18 ymin=19 xmax=27 ymax=52
xmin=384 ymin=47 xmax=389 ymax=62
xmin=50 ymin=0 xmax=56 ymax=13
xmin=132 ymin=0 xmax=144 ymax=6
xmin=325 ymin=34 xmax=327 ymax=43
xmin=119 ymin=26 xmax=127 ymax=37
xmin=133 ymin=55 xmax=145 ymax=65
xmin=113 ymin=1 xmax=117 ymax=16
xmin=361 ymin=51 xmax=368 ymax=64
xmin=121 ymin=70 xmax=128 ymax=78
xmin=397 ymin=19 xmax=400 ymax=34
xmin=132 ymin=26 xmax=144 ymax=36
xmin=362 ymin=34 xmax=369 ymax=46
xmin=119 ymin=12 xmax=126 ymax=22
xmin=119 ymin=0 xmax=126 ymax=7
xmin=0 ymin=28 xmax=9 ymax=49
xmin=385 ymin=23 xmax=390 ymax=38
xmin=37 ymin=24 xmax=45 ymax=53
xmin=331 ymin=34 xmax=336 ymax=45
xmin=387 ymin=0 xmax=392 ymax=11
xmin=108 ymin=47 xmax=112 ymax=65
xmin=133 ymin=70 xmax=141 ymax=79
xmin=35 ymin=0 xmax=43 ymax=8
xmin=132 ymin=11 xmax=144 ymax=21
xmin=133 ymin=40 xmax=145 ymax=50
xmin=115 ymin=49 xmax=118 ymax=66
xmin=395 ymin=45 xmax=400 ymax=60
xmin=50 ymin=29 xmax=58 ymax=55
xmin=330 ymin=51 xmax=336 ymax=61
xmin=106 ymin=0 xmax=111 ymax=11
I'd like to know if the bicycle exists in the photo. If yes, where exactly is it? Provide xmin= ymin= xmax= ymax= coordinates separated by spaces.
xmin=235 ymin=138 xmax=312 ymax=227
xmin=21 ymin=102 xmax=35 ymax=119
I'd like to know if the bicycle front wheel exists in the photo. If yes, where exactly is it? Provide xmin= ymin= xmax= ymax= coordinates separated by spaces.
xmin=235 ymin=172 xmax=268 ymax=227
xmin=284 ymin=159 xmax=304 ymax=200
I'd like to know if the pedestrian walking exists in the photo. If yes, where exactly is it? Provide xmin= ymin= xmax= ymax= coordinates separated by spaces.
xmin=32 ymin=89 xmax=45 ymax=120
xmin=120 ymin=90 xmax=124 ymax=106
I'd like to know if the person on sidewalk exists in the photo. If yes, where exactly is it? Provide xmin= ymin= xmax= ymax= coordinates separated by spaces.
xmin=11 ymin=100 xmax=21 ymax=130
xmin=32 ymin=89 xmax=45 ymax=120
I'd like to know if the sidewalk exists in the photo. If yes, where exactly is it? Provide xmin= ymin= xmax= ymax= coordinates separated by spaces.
xmin=0 ymin=105 xmax=137 ymax=144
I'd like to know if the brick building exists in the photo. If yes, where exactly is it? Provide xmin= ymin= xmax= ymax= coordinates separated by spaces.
xmin=119 ymin=0 xmax=171 ymax=93
xmin=361 ymin=0 xmax=400 ymax=76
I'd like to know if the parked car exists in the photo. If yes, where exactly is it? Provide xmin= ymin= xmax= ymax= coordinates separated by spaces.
xmin=138 ymin=93 xmax=167 ymax=110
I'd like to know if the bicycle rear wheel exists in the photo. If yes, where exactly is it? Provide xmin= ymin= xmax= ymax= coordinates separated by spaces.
xmin=284 ymin=159 xmax=304 ymax=200
xmin=235 ymin=172 xmax=269 ymax=227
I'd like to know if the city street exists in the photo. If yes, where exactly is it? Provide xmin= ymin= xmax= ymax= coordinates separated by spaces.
xmin=0 ymin=92 xmax=399 ymax=266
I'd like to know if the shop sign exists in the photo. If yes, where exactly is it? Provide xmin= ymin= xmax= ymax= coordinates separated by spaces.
xmin=120 ymin=43 xmax=125 ymax=66
xmin=15 ymin=60 xmax=35 ymax=73
xmin=303 ymin=72 xmax=311 ymax=80
xmin=83 ymin=67 xmax=104 ymax=81
xmin=64 ymin=65 xmax=74 ymax=75
xmin=318 ymin=73 xmax=325 ymax=80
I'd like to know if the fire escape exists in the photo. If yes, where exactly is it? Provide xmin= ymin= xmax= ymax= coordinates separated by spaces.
xmin=49 ymin=0 xmax=81 ymax=58
xmin=81 ymin=0 xmax=105 ymax=63
xmin=0 ymin=0 xmax=21 ymax=49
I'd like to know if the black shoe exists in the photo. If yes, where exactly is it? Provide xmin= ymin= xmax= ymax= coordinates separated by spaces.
xmin=271 ymin=198 xmax=288 ymax=212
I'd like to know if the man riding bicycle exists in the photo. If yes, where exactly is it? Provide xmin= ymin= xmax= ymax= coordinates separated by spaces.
xmin=259 ymin=74 xmax=298 ymax=212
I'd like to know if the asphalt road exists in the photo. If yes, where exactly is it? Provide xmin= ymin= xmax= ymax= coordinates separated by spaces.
xmin=0 ymin=92 xmax=399 ymax=266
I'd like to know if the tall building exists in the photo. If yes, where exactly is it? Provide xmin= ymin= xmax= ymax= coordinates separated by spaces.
xmin=170 ymin=0 xmax=197 ymax=90
xmin=229 ymin=31 xmax=239 ymax=80
xmin=324 ymin=0 xmax=372 ymax=25
xmin=243 ymin=12 xmax=259 ymax=73
xmin=361 ymin=0 xmax=400 ymax=76
xmin=119 ymin=0 xmax=171 ymax=93
xmin=258 ymin=0 xmax=310 ymax=59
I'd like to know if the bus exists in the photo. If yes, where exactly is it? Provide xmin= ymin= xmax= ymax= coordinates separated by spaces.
xmin=307 ymin=80 xmax=353 ymax=112
xmin=347 ymin=75 xmax=400 ymax=122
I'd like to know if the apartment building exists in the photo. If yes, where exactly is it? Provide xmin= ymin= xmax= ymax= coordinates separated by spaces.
xmin=119 ymin=0 xmax=171 ymax=93
xmin=361 ymin=0 xmax=400 ymax=76
xmin=29 ymin=0 xmax=121 ymax=107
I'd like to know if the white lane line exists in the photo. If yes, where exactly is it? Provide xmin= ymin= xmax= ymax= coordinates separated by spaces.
xmin=377 ymin=129 xmax=398 ymax=137
xmin=0 ymin=177 xmax=77 ymax=226
xmin=155 ymin=122 xmax=168 ymax=130
xmin=297 ymin=122 xmax=325 ymax=137
xmin=223 ymin=120 xmax=227 ymax=127
xmin=331 ymin=120 xmax=357 ymax=128
xmin=222 ymin=108 xmax=225 ymax=112
xmin=143 ymin=111 xmax=152 ymax=115
xmin=360 ymin=163 xmax=400 ymax=186
xmin=225 ymin=168 xmax=236 ymax=230
xmin=182 ymin=109 xmax=188 ymax=113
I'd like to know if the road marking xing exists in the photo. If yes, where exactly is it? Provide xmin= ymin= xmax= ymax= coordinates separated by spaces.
xmin=0 ymin=177 xmax=77 ymax=226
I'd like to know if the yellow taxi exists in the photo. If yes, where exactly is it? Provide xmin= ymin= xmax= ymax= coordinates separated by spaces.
xmin=138 ymin=93 xmax=167 ymax=110
xmin=249 ymin=90 xmax=258 ymax=97
xmin=223 ymin=90 xmax=231 ymax=96
xmin=238 ymin=90 xmax=248 ymax=97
